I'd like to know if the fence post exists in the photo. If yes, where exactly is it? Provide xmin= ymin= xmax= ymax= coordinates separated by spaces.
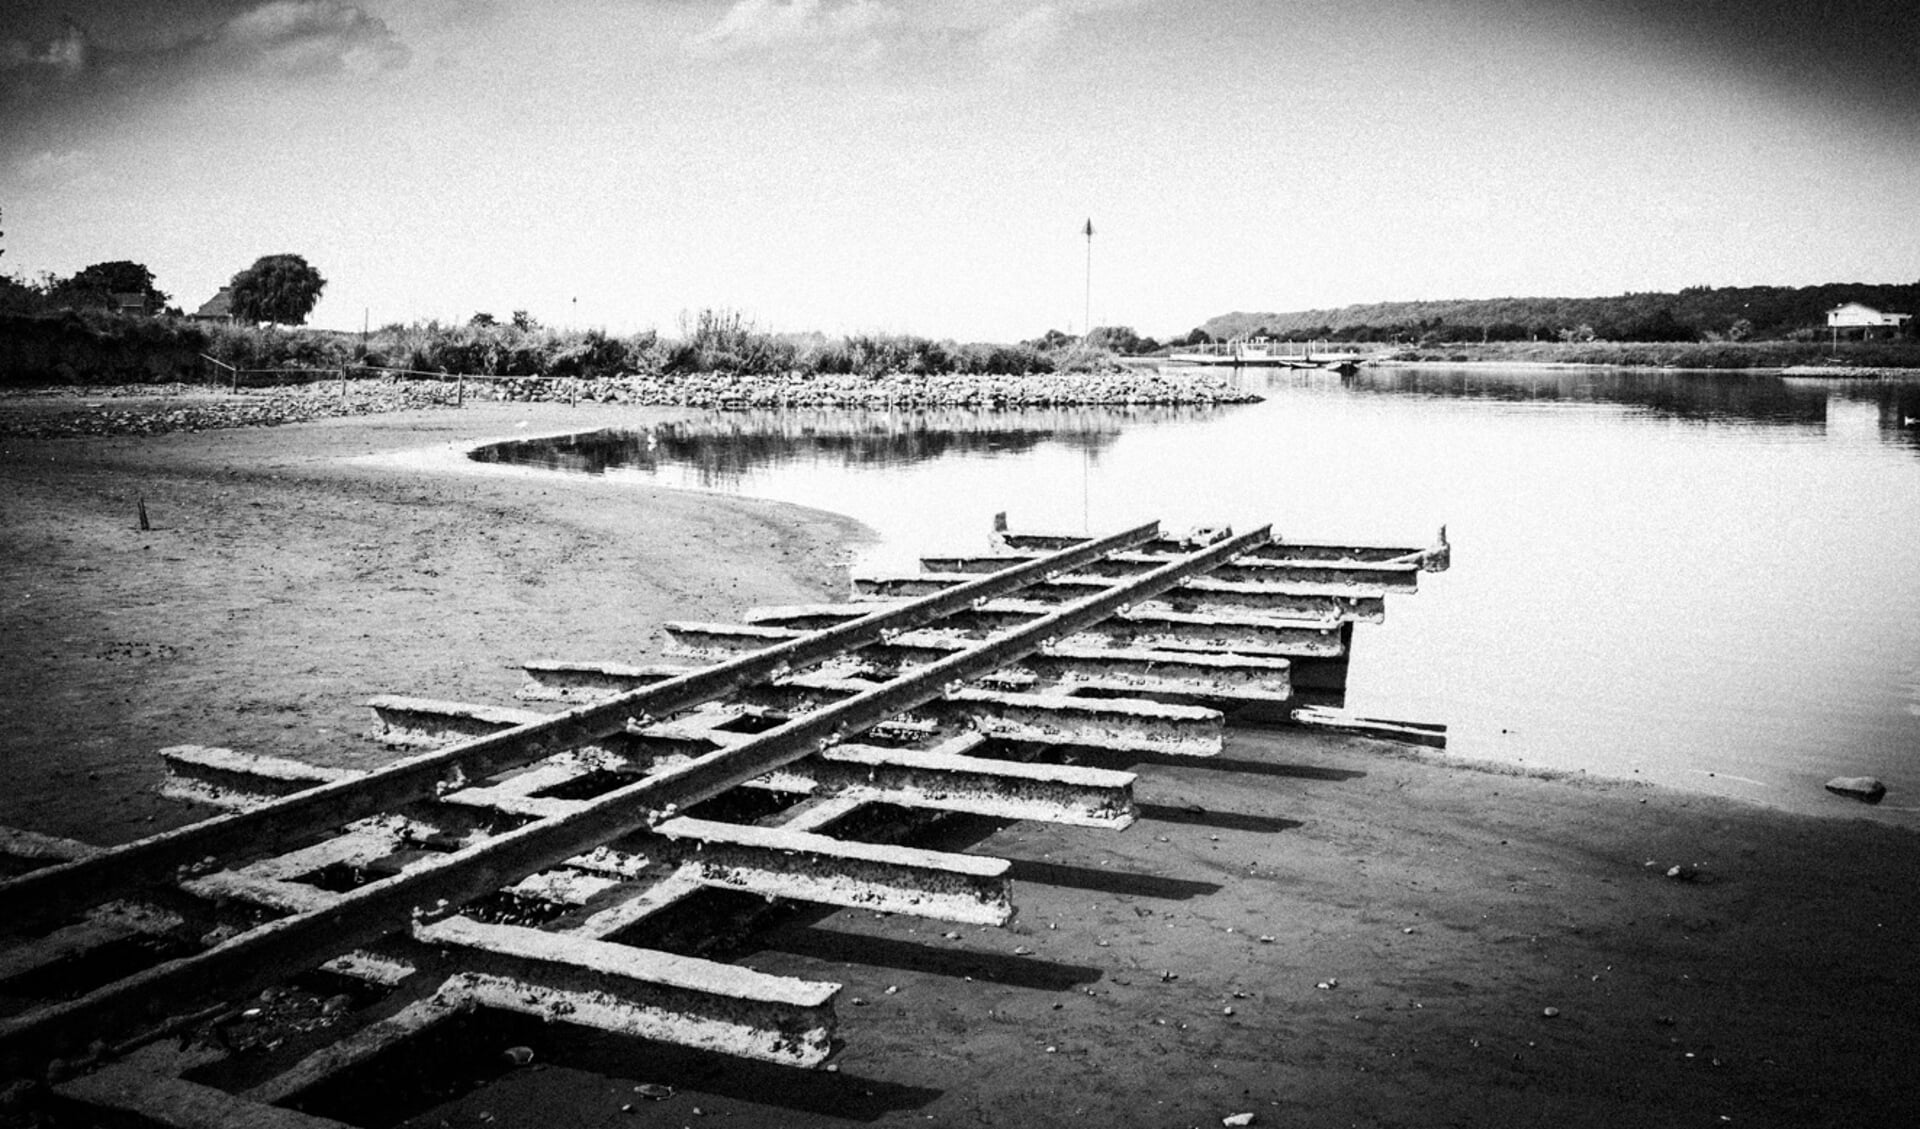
xmin=456 ymin=375 xmax=465 ymax=407
xmin=570 ymin=378 xmax=578 ymax=408
xmin=339 ymin=368 xmax=347 ymax=401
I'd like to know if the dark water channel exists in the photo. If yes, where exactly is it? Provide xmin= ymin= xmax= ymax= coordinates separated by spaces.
xmin=474 ymin=367 xmax=1920 ymax=820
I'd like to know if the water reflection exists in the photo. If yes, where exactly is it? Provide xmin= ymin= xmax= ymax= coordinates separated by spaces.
xmin=1324 ymin=365 xmax=1920 ymax=442
xmin=1339 ymin=367 xmax=1810 ymax=426
xmin=473 ymin=366 xmax=1920 ymax=822
xmin=473 ymin=403 xmax=1234 ymax=487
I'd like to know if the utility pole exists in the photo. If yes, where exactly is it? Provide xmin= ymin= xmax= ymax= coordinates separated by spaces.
xmin=1082 ymin=218 xmax=1094 ymax=340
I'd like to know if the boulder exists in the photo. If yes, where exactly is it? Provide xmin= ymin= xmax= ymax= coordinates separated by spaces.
xmin=1824 ymin=776 xmax=1887 ymax=804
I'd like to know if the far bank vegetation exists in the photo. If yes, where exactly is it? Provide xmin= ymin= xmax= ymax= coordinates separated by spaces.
xmin=1199 ymin=282 xmax=1920 ymax=343
xmin=0 ymin=299 xmax=1115 ymax=388
xmin=5 ymin=262 xmax=1919 ymax=386
xmin=1191 ymin=282 xmax=1920 ymax=369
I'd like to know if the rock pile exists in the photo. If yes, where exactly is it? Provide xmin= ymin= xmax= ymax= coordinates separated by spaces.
xmin=1779 ymin=365 xmax=1920 ymax=379
xmin=1 ymin=369 xmax=1258 ymax=439
xmin=0 ymin=382 xmax=457 ymax=439
xmin=465 ymin=369 xmax=1259 ymax=409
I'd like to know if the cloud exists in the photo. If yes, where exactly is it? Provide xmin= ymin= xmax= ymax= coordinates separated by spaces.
xmin=1 ymin=20 xmax=92 ymax=85
xmin=684 ymin=0 xmax=1135 ymax=74
xmin=209 ymin=1 xmax=411 ymax=75
xmin=14 ymin=147 xmax=94 ymax=184
xmin=1 ymin=1 xmax=407 ymax=112
xmin=979 ymin=5 xmax=1066 ymax=70
xmin=688 ymin=0 xmax=903 ymax=61
xmin=912 ymin=0 xmax=1135 ymax=25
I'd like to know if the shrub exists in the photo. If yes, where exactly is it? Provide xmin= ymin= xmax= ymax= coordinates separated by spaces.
xmin=0 ymin=310 xmax=210 ymax=385
xmin=664 ymin=308 xmax=795 ymax=375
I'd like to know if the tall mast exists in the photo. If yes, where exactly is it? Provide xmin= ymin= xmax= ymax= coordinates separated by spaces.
xmin=1082 ymin=218 xmax=1094 ymax=337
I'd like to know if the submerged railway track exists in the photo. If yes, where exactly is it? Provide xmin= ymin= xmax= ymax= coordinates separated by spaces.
xmin=0 ymin=516 xmax=1447 ymax=1126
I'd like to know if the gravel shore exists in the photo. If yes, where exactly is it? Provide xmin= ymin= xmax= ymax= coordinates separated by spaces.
xmin=1779 ymin=364 xmax=1920 ymax=378
xmin=0 ymin=369 xmax=1257 ymax=440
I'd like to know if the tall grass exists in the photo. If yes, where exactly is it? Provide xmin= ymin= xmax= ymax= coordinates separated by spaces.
xmin=664 ymin=309 xmax=792 ymax=375
xmin=796 ymin=333 xmax=1056 ymax=377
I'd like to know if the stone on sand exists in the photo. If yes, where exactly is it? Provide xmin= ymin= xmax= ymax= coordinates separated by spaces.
xmin=1824 ymin=776 xmax=1887 ymax=804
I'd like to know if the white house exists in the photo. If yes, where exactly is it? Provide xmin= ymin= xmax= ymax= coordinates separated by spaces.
xmin=1826 ymin=302 xmax=1911 ymax=330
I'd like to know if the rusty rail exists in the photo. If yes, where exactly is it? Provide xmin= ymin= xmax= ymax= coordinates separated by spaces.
xmin=0 ymin=522 xmax=1161 ymax=937
xmin=0 ymin=515 xmax=1448 ymax=1114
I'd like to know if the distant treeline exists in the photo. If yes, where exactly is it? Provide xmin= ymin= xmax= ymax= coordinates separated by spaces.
xmin=1196 ymin=282 xmax=1920 ymax=344
xmin=0 ymin=307 xmax=1100 ymax=387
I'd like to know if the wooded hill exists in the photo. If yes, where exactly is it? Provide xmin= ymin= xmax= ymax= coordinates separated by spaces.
xmin=1197 ymin=282 xmax=1920 ymax=344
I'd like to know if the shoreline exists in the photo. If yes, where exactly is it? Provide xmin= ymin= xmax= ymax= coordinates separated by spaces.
xmin=1365 ymin=357 xmax=1920 ymax=377
xmin=402 ymin=421 xmax=1912 ymax=828
xmin=4 ymin=393 xmax=1898 ymax=829
xmin=3 ymin=402 xmax=1917 ymax=1126
xmin=0 ymin=401 xmax=873 ymax=844
xmin=1361 ymin=358 xmax=1790 ymax=373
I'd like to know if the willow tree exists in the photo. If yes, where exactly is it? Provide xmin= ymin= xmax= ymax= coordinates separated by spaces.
xmin=228 ymin=254 xmax=326 ymax=325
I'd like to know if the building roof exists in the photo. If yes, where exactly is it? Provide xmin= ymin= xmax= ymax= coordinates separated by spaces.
xmin=1827 ymin=302 xmax=1911 ymax=327
xmin=110 ymin=291 xmax=149 ymax=314
xmin=192 ymin=286 xmax=234 ymax=319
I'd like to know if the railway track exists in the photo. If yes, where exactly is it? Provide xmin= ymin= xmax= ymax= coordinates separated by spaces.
xmin=0 ymin=517 xmax=1447 ymax=1126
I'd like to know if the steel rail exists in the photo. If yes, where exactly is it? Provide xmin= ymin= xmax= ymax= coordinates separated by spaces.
xmin=0 ymin=525 xmax=1269 ymax=1071
xmin=0 ymin=522 xmax=1161 ymax=935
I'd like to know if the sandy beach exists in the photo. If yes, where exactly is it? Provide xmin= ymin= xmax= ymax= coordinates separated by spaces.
xmin=2 ymin=396 xmax=1915 ymax=1128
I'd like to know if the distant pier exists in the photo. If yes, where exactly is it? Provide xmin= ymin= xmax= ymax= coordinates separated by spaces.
xmin=1169 ymin=337 xmax=1367 ymax=370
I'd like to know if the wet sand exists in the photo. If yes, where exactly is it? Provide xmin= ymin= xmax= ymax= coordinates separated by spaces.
xmin=0 ymin=401 xmax=866 ymax=843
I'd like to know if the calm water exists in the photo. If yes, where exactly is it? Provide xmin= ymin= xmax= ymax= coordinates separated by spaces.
xmin=475 ymin=367 xmax=1920 ymax=820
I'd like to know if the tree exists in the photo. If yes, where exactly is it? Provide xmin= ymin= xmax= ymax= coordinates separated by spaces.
xmin=1615 ymin=307 xmax=1694 ymax=343
xmin=1025 ymin=328 xmax=1076 ymax=350
xmin=0 ymin=275 xmax=46 ymax=315
xmin=228 ymin=254 xmax=326 ymax=325
xmin=469 ymin=312 xmax=498 ymax=328
xmin=1086 ymin=325 xmax=1143 ymax=354
xmin=49 ymin=260 xmax=170 ymax=312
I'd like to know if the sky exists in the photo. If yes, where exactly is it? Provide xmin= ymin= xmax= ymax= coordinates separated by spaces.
xmin=2 ymin=0 xmax=1917 ymax=341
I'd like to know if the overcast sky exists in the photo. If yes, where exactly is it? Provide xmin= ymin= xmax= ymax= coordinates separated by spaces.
xmin=3 ymin=0 xmax=1917 ymax=340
